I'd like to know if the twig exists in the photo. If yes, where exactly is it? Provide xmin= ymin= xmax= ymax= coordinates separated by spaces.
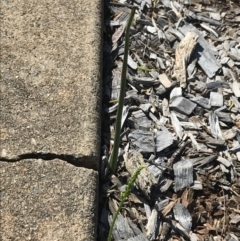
xmin=168 ymin=140 xmax=191 ymax=168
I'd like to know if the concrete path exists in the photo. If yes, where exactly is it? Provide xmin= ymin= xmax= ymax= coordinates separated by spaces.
xmin=1 ymin=0 xmax=102 ymax=240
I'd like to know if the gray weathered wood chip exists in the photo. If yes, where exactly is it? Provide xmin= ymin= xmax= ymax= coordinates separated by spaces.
xmin=173 ymin=203 xmax=192 ymax=232
xmin=146 ymin=204 xmax=158 ymax=241
xmin=127 ymin=219 xmax=149 ymax=241
xmin=200 ymin=23 xmax=219 ymax=37
xmin=129 ymin=130 xmax=154 ymax=153
xmin=170 ymin=97 xmax=197 ymax=115
xmin=170 ymin=87 xmax=182 ymax=100
xmin=206 ymin=81 xmax=229 ymax=90
xmin=217 ymin=156 xmax=232 ymax=167
xmin=173 ymin=159 xmax=193 ymax=191
xmin=215 ymin=111 xmax=234 ymax=123
xmin=191 ymin=96 xmax=211 ymax=109
xmin=131 ymin=110 xmax=152 ymax=131
xmin=205 ymin=137 xmax=226 ymax=147
xmin=120 ymin=54 xmax=138 ymax=69
xmin=170 ymin=111 xmax=184 ymax=139
xmin=209 ymin=111 xmax=223 ymax=139
xmin=155 ymin=130 xmax=175 ymax=152
xmin=133 ymin=76 xmax=159 ymax=85
xmin=192 ymin=155 xmax=217 ymax=167
xmin=185 ymin=10 xmax=222 ymax=26
xmin=210 ymin=92 xmax=224 ymax=107
xmin=179 ymin=24 xmax=221 ymax=78
xmin=171 ymin=220 xmax=190 ymax=239
xmin=162 ymin=98 xmax=170 ymax=117
xmin=108 ymin=214 xmax=135 ymax=240
xmin=231 ymin=82 xmax=240 ymax=98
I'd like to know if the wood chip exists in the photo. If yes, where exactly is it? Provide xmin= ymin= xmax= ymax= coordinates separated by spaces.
xmin=146 ymin=204 xmax=158 ymax=240
xmin=209 ymin=92 xmax=224 ymax=107
xmin=173 ymin=159 xmax=193 ymax=192
xmin=170 ymin=97 xmax=197 ymax=115
xmin=174 ymin=31 xmax=199 ymax=88
xmin=159 ymin=73 xmax=172 ymax=88
xmin=173 ymin=203 xmax=192 ymax=232
xmin=179 ymin=24 xmax=221 ymax=78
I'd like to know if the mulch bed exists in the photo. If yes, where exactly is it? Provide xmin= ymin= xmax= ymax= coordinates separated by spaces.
xmin=99 ymin=0 xmax=240 ymax=240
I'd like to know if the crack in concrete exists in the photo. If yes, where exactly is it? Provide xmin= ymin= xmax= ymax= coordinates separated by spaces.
xmin=0 ymin=152 xmax=97 ymax=170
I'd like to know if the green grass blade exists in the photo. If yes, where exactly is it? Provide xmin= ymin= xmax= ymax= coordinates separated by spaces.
xmin=109 ymin=8 xmax=135 ymax=174
xmin=107 ymin=165 xmax=146 ymax=241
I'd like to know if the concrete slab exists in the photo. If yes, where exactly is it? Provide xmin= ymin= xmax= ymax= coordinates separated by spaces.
xmin=1 ymin=0 xmax=102 ymax=240
xmin=0 ymin=0 xmax=102 ymax=169
xmin=0 ymin=159 xmax=98 ymax=241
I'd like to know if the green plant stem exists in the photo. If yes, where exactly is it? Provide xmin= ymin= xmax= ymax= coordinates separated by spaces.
xmin=137 ymin=65 xmax=156 ymax=72
xmin=109 ymin=99 xmax=119 ymax=103
xmin=107 ymin=165 xmax=146 ymax=241
xmin=109 ymin=8 xmax=135 ymax=174
xmin=107 ymin=200 xmax=124 ymax=241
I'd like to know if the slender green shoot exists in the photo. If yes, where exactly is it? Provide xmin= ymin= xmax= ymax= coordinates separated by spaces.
xmin=137 ymin=65 xmax=156 ymax=72
xmin=109 ymin=99 xmax=119 ymax=104
xmin=107 ymin=165 xmax=146 ymax=241
xmin=228 ymin=100 xmax=234 ymax=110
xmin=109 ymin=8 xmax=136 ymax=174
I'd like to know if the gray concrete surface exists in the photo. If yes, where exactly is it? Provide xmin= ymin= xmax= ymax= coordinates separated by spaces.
xmin=1 ymin=0 xmax=102 ymax=169
xmin=0 ymin=0 xmax=102 ymax=240
xmin=0 ymin=160 xmax=98 ymax=241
